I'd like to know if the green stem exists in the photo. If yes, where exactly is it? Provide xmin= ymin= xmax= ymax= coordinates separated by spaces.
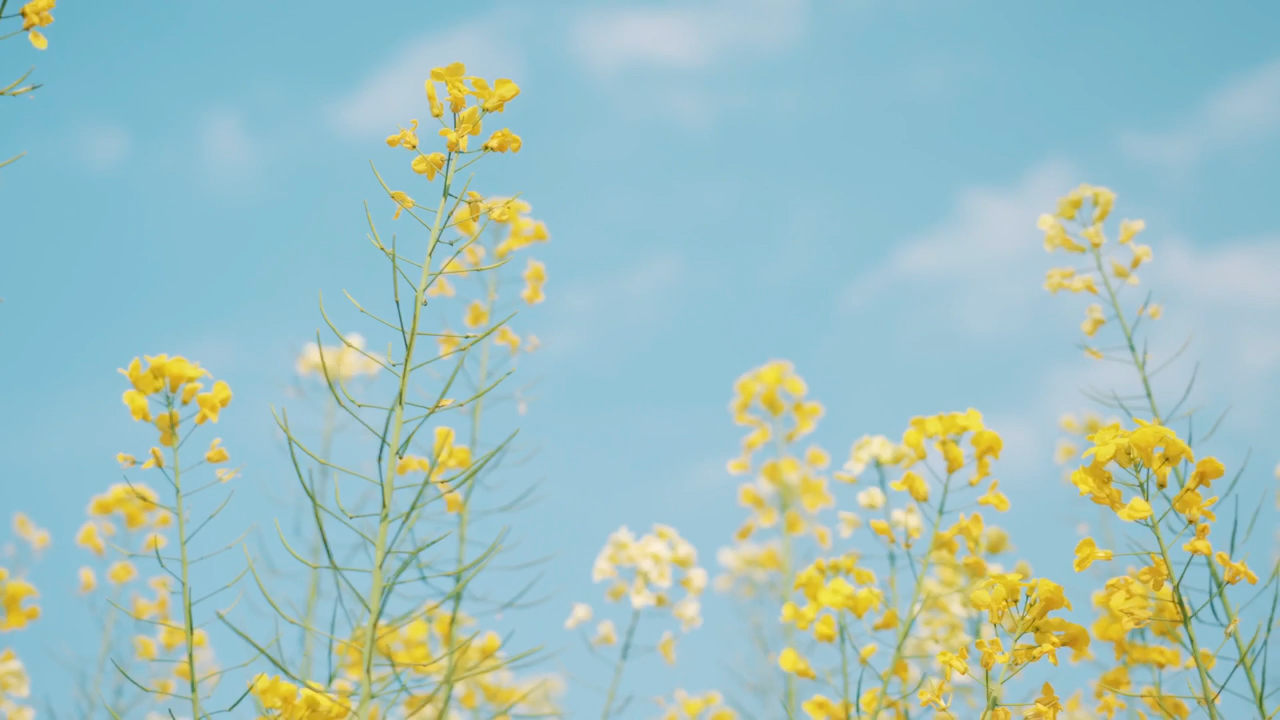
xmin=355 ymin=155 xmax=455 ymax=719
xmin=600 ymin=610 xmax=640 ymax=720
xmin=436 ymin=269 xmax=496 ymax=718
xmin=90 ymin=584 xmax=122 ymax=718
xmin=1091 ymin=246 xmax=1242 ymax=718
xmin=869 ymin=471 xmax=953 ymax=718
xmin=170 ymin=405 xmax=202 ymax=720
xmin=838 ymin=617 xmax=852 ymax=719
xmin=300 ymin=395 xmax=337 ymax=680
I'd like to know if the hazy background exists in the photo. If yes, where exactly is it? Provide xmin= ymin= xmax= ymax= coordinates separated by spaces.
xmin=3 ymin=1 xmax=1279 ymax=715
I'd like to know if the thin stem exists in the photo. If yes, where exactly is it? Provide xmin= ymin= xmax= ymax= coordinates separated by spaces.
xmin=436 ymin=263 xmax=496 ymax=717
xmin=870 ymin=470 xmax=953 ymax=718
xmin=1091 ymin=246 xmax=1235 ymax=718
xmin=600 ymin=610 xmax=640 ymax=720
xmin=300 ymin=395 xmax=338 ymax=680
xmin=170 ymin=402 xmax=202 ymax=719
xmin=355 ymin=156 xmax=455 ymax=719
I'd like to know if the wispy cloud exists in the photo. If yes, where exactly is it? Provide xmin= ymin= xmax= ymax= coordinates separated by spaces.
xmin=570 ymin=0 xmax=807 ymax=125
xmin=571 ymin=0 xmax=805 ymax=76
xmin=1120 ymin=58 xmax=1280 ymax=170
xmin=840 ymin=161 xmax=1280 ymax=435
xmin=199 ymin=109 xmax=259 ymax=186
xmin=79 ymin=124 xmax=131 ymax=172
xmin=330 ymin=20 xmax=523 ymax=138
xmin=840 ymin=161 xmax=1075 ymax=334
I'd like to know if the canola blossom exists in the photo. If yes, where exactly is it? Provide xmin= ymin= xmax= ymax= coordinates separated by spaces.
xmin=2 ymin=37 xmax=1277 ymax=720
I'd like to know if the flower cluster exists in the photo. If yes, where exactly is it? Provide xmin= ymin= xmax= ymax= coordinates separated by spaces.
xmin=0 ymin=648 xmax=33 ymax=720
xmin=250 ymin=674 xmax=351 ymax=720
xmin=295 ymin=333 xmax=383 ymax=381
xmin=334 ymin=606 xmax=559 ymax=718
xmin=19 ymin=0 xmax=55 ymax=49
xmin=656 ymin=689 xmax=737 ymax=720
xmin=395 ymin=426 xmax=473 ymax=513
xmin=0 ymin=568 xmax=39 ymax=632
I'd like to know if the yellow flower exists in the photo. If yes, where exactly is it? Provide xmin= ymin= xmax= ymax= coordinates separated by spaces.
xmin=154 ymin=409 xmax=180 ymax=447
xmin=385 ymin=119 xmax=419 ymax=150
xmin=563 ymin=602 xmax=592 ymax=629
xmin=12 ymin=513 xmax=49 ymax=551
xmin=78 ymin=566 xmax=97 ymax=593
xmin=194 ymin=380 xmax=233 ymax=425
xmin=1115 ymin=497 xmax=1152 ymax=522
xmin=855 ymin=487 xmax=885 ymax=510
xmin=134 ymin=635 xmax=158 ymax=661
xmin=495 ymin=326 xmax=521 ymax=353
xmin=592 ymin=620 xmax=617 ymax=646
xmin=1183 ymin=522 xmax=1213 ymax=556
xmin=122 ymin=389 xmax=152 ymax=422
xmin=205 ymin=438 xmax=229 ymax=464
xmin=977 ymin=480 xmax=1010 ymax=511
xmin=1025 ymin=682 xmax=1062 ymax=720
xmin=889 ymin=471 xmax=928 ymax=502
xmin=658 ymin=630 xmax=677 ymax=664
xmin=295 ymin=334 xmax=383 ymax=380
xmin=76 ymin=522 xmax=105 ymax=556
xmin=521 ymin=259 xmax=547 ymax=305
xmin=1214 ymin=552 xmax=1257 ymax=585
xmin=106 ymin=561 xmax=138 ymax=585
xmin=411 ymin=151 xmax=446 ymax=180
xmin=0 ymin=570 xmax=41 ymax=631
xmin=483 ymin=128 xmax=523 ymax=153
xmin=0 ymin=648 xmax=32 ymax=701
xmin=778 ymin=647 xmax=815 ymax=679
xmin=470 ymin=77 xmax=520 ymax=112
xmin=437 ymin=332 xmax=462 ymax=357
xmin=1072 ymin=536 xmax=1113 ymax=571
xmin=390 ymin=190 xmax=415 ymax=219
xmin=463 ymin=300 xmax=490 ymax=328
xmin=1118 ymin=218 xmax=1145 ymax=244
xmin=141 ymin=532 xmax=168 ymax=553
xmin=1081 ymin=303 xmax=1106 ymax=337
xmin=21 ymin=0 xmax=55 ymax=49
xmin=439 ymin=106 xmax=483 ymax=152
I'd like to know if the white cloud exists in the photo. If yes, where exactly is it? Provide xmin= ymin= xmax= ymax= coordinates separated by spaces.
xmin=571 ymin=0 xmax=806 ymax=75
xmin=1121 ymin=58 xmax=1280 ymax=170
xmin=199 ymin=109 xmax=258 ymax=185
xmin=80 ymin=124 xmax=131 ymax=172
xmin=330 ymin=21 xmax=523 ymax=138
xmin=840 ymin=161 xmax=1075 ymax=333
xmin=839 ymin=161 xmax=1280 ymax=444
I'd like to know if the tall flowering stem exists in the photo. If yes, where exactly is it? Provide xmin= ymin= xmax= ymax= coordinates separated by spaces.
xmin=1040 ymin=183 xmax=1272 ymax=718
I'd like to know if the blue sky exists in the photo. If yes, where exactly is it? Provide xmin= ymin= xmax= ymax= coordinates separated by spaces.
xmin=3 ymin=0 xmax=1280 ymax=716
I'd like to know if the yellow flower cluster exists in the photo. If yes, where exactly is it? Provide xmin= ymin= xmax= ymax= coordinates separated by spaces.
xmin=10 ymin=514 xmax=48 ymax=552
xmin=119 ymin=354 xmax=232 ymax=430
xmin=295 ymin=333 xmax=383 ymax=381
xmin=384 ymin=62 xmax=521 ymax=194
xmin=656 ymin=689 xmax=737 ymax=720
xmin=395 ymin=426 xmax=473 ymax=513
xmin=0 ymin=569 xmax=39 ymax=632
xmin=75 ymin=482 xmax=170 ymax=556
xmin=19 ymin=0 xmax=54 ymax=49
xmin=250 ymin=674 xmax=351 ymax=720
xmin=0 ymin=648 xmax=33 ymax=720
xmin=1039 ymin=184 xmax=1157 ymax=359
xmin=589 ymin=524 xmax=707 ymax=624
xmin=335 ymin=606 xmax=558 ymax=718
